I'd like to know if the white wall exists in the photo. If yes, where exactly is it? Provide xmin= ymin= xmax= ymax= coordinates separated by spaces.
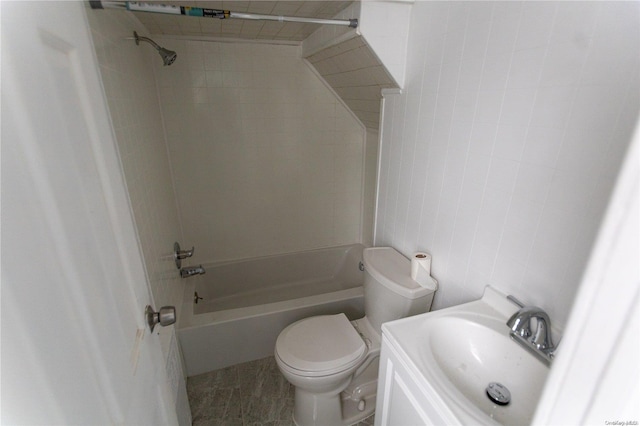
xmin=359 ymin=0 xmax=412 ymax=88
xmin=375 ymin=1 xmax=639 ymax=330
xmin=87 ymin=10 xmax=190 ymax=425
xmin=154 ymin=39 xmax=366 ymax=264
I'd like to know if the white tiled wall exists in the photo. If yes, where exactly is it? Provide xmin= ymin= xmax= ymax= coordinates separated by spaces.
xmin=154 ymin=39 xmax=366 ymax=263
xmin=375 ymin=1 xmax=639 ymax=330
xmin=88 ymin=12 xmax=184 ymax=315
xmin=87 ymin=10 xmax=190 ymax=425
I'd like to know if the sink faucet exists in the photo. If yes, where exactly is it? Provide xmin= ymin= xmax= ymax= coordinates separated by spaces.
xmin=180 ymin=265 xmax=206 ymax=278
xmin=507 ymin=304 xmax=555 ymax=365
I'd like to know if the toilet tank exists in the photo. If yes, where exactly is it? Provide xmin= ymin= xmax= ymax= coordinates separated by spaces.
xmin=363 ymin=247 xmax=437 ymax=332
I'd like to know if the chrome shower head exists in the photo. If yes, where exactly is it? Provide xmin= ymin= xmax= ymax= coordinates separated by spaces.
xmin=157 ymin=46 xmax=177 ymax=66
xmin=133 ymin=31 xmax=177 ymax=66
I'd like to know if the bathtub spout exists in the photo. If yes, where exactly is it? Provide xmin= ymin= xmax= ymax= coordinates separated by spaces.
xmin=180 ymin=265 xmax=206 ymax=278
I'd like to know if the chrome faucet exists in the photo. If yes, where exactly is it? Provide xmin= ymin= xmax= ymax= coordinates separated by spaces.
xmin=180 ymin=265 xmax=206 ymax=278
xmin=507 ymin=302 xmax=556 ymax=366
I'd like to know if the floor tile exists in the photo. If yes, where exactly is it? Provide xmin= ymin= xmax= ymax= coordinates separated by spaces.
xmin=187 ymin=357 xmax=294 ymax=426
xmin=187 ymin=356 xmax=375 ymax=426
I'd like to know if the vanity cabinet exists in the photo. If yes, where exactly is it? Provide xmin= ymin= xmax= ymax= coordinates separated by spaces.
xmin=375 ymin=334 xmax=457 ymax=426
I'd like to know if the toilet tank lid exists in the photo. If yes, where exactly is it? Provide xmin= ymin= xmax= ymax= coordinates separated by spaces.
xmin=363 ymin=247 xmax=437 ymax=298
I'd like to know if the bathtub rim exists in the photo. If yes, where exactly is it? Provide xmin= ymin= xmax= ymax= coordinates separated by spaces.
xmin=192 ymin=243 xmax=365 ymax=270
xmin=179 ymin=243 xmax=366 ymax=330
xmin=180 ymin=286 xmax=363 ymax=330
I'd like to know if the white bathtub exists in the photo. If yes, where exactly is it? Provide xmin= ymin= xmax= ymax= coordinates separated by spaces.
xmin=178 ymin=244 xmax=366 ymax=376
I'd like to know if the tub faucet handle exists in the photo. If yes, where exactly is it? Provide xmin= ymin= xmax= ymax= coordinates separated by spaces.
xmin=174 ymin=242 xmax=195 ymax=269
xmin=176 ymin=246 xmax=194 ymax=259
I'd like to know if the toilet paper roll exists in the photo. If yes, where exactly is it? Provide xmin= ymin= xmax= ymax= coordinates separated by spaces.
xmin=411 ymin=252 xmax=432 ymax=287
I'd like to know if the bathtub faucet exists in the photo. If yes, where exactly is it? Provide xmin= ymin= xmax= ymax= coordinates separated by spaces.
xmin=180 ymin=265 xmax=206 ymax=278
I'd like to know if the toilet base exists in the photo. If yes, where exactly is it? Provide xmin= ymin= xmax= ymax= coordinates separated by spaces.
xmin=340 ymin=387 xmax=376 ymax=425
xmin=293 ymin=387 xmax=344 ymax=426
xmin=341 ymin=362 xmax=378 ymax=425
xmin=292 ymin=373 xmax=378 ymax=426
xmin=283 ymin=317 xmax=383 ymax=426
xmin=292 ymin=390 xmax=376 ymax=426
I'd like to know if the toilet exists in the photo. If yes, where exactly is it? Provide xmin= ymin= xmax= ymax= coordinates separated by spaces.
xmin=275 ymin=247 xmax=438 ymax=426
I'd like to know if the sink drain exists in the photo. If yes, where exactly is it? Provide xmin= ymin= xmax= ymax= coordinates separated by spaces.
xmin=486 ymin=382 xmax=511 ymax=405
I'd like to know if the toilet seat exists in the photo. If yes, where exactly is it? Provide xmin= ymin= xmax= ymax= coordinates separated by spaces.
xmin=275 ymin=313 xmax=367 ymax=377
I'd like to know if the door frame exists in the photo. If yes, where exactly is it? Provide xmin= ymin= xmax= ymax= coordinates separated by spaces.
xmin=533 ymin=116 xmax=640 ymax=424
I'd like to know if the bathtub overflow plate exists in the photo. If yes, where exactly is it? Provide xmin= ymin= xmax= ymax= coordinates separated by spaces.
xmin=486 ymin=382 xmax=511 ymax=405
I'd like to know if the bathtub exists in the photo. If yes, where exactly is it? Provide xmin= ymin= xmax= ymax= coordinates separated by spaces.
xmin=178 ymin=244 xmax=366 ymax=376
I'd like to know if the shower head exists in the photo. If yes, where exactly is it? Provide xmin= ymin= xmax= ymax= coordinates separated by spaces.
xmin=157 ymin=46 xmax=178 ymax=66
xmin=133 ymin=31 xmax=177 ymax=66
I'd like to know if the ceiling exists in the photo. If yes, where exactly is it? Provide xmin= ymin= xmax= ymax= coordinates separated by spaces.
xmin=132 ymin=1 xmax=355 ymax=41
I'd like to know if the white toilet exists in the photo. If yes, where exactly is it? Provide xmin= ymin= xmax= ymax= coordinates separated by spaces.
xmin=275 ymin=247 xmax=438 ymax=426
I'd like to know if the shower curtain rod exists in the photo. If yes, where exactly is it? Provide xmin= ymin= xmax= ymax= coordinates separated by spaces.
xmin=90 ymin=1 xmax=358 ymax=28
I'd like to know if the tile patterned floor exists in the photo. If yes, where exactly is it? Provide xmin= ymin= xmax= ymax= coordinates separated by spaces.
xmin=187 ymin=356 xmax=375 ymax=426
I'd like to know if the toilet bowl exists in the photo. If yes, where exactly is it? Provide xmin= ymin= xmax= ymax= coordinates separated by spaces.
xmin=275 ymin=313 xmax=367 ymax=391
xmin=275 ymin=247 xmax=438 ymax=426
xmin=275 ymin=314 xmax=381 ymax=426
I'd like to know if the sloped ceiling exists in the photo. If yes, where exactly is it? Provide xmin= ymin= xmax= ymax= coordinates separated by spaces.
xmin=133 ymin=1 xmax=354 ymax=41
xmin=306 ymin=36 xmax=396 ymax=129
xmin=131 ymin=0 xmax=393 ymax=129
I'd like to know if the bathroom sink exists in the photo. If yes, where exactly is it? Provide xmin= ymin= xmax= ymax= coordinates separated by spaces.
xmin=421 ymin=315 xmax=548 ymax=424
xmin=381 ymin=288 xmax=550 ymax=425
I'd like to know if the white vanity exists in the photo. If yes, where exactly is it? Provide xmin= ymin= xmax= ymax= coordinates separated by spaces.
xmin=374 ymin=287 xmax=551 ymax=426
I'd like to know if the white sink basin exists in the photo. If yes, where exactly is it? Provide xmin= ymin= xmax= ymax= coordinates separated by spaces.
xmin=381 ymin=288 xmax=550 ymax=425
